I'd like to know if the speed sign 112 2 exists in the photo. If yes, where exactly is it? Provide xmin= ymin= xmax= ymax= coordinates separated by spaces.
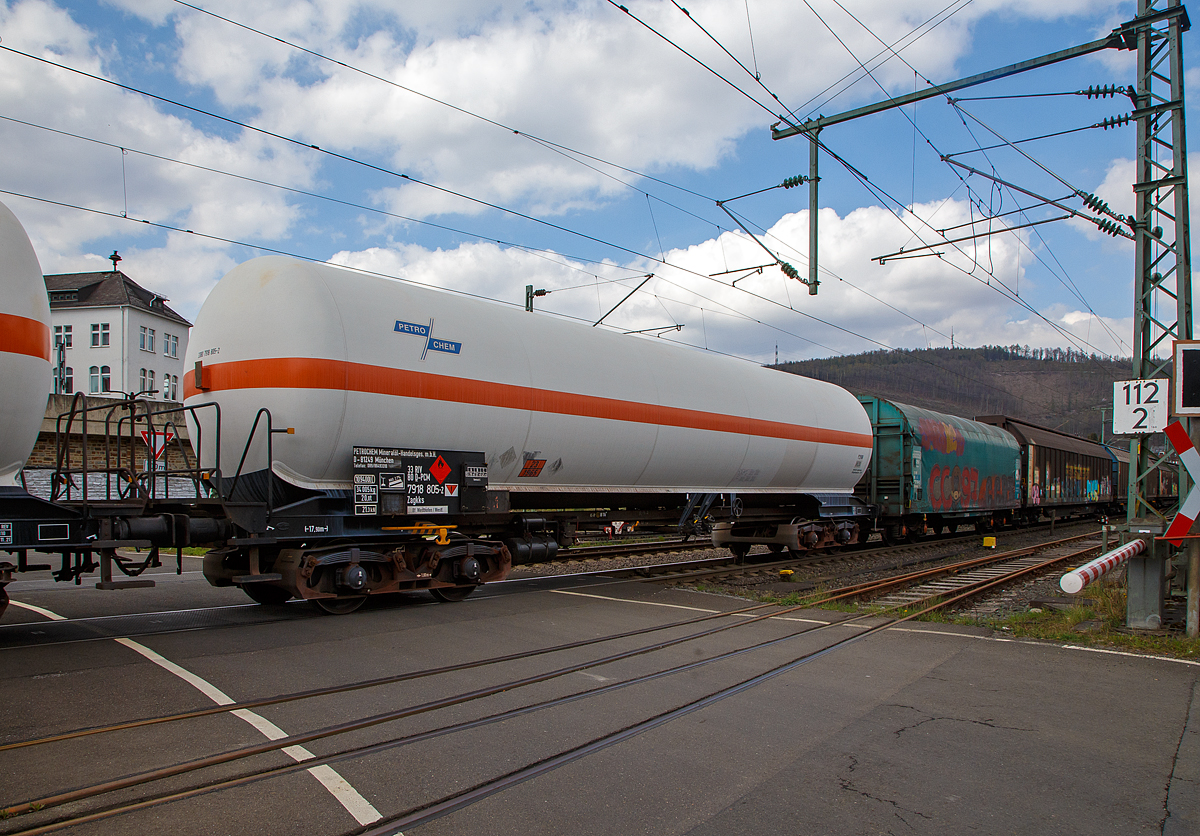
xmin=1113 ymin=378 xmax=1169 ymax=435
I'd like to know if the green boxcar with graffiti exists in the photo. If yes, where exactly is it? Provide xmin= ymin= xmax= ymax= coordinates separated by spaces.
xmin=856 ymin=397 xmax=1021 ymax=543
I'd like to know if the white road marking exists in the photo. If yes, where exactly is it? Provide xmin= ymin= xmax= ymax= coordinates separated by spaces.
xmin=1 ymin=601 xmax=259 ymax=625
xmin=551 ymin=589 xmax=835 ymax=625
xmin=8 ymin=600 xmax=66 ymax=621
xmin=549 ymin=590 xmax=1200 ymax=667
xmin=9 ymin=600 xmax=383 ymax=825
xmin=552 ymin=590 xmax=720 ymax=612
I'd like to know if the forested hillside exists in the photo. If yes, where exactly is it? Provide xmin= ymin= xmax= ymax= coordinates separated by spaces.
xmin=774 ymin=346 xmax=1141 ymax=440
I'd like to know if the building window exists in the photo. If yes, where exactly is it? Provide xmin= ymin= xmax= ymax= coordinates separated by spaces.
xmin=101 ymin=365 xmax=111 ymax=392
xmin=140 ymin=368 xmax=147 ymax=392
xmin=168 ymin=374 xmax=178 ymax=400
xmin=91 ymin=323 xmax=110 ymax=347
xmin=59 ymin=366 xmax=73 ymax=394
xmin=164 ymin=333 xmax=178 ymax=358
xmin=148 ymin=369 xmax=155 ymax=395
xmin=89 ymin=366 xmax=99 ymax=393
xmin=54 ymin=325 xmax=72 ymax=348
xmin=139 ymin=326 xmax=156 ymax=352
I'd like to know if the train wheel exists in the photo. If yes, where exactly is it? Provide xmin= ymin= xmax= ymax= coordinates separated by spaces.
xmin=768 ymin=543 xmax=785 ymax=553
xmin=882 ymin=526 xmax=901 ymax=546
xmin=431 ymin=585 xmax=477 ymax=603
xmin=314 ymin=595 xmax=368 ymax=615
xmin=241 ymin=584 xmax=292 ymax=605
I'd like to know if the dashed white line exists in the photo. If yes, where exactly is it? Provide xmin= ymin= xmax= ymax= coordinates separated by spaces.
xmin=551 ymin=588 xmax=837 ymax=625
xmin=551 ymin=590 xmax=1200 ymax=666
xmin=9 ymin=600 xmax=383 ymax=825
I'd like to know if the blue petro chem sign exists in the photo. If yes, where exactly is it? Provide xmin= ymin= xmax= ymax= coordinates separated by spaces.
xmin=395 ymin=319 xmax=462 ymax=360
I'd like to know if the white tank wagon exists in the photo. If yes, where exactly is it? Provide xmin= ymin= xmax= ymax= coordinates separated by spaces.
xmin=175 ymin=257 xmax=873 ymax=608
xmin=0 ymin=200 xmax=53 ymax=618
xmin=0 ymin=200 xmax=51 ymax=486
xmin=183 ymin=257 xmax=871 ymax=494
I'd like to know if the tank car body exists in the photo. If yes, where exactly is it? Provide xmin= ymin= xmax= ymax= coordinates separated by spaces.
xmin=183 ymin=257 xmax=872 ymax=494
xmin=0 ymin=200 xmax=55 ymax=617
xmin=855 ymin=397 xmax=1021 ymax=541
xmin=0 ymin=200 xmax=51 ymax=486
xmin=169 ymin=256 xmax=874 ymax=606
xmin=976 ymin=415 xmax=1114 ymax=520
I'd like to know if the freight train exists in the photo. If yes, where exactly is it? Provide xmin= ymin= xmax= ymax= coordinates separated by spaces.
xmin=0 ymin=199 xmax=1168 ymax=616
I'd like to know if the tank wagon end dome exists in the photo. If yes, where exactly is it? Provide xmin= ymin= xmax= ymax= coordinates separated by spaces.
xmin=0 ymin=200 xmax=50 ymax=486
xmin=185 ymin=256 xmax=873 ymax=493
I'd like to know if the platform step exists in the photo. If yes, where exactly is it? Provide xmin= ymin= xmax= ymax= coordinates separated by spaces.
xmin=233 ymin=573 xmax=284 ymax=584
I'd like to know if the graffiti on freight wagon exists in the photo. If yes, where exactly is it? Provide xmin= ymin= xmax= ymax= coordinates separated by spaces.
xmin=917 ymin=418 xmax=966 ymax=456
xmin=1028 ymin=466 xmax=1111 ymax=505
xmin=927 ymin=465 xmax=1016 ymax=511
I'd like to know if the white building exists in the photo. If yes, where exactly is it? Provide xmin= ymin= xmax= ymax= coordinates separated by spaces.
xmin=44 ymin=267 xmax=191 ymax=402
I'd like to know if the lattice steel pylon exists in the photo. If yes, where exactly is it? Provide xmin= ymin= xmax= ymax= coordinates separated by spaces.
xmin=1124 ymin=0 xmax=1192 ymax=629
xmin=769 ymin=4 xmax=1191 ymax=625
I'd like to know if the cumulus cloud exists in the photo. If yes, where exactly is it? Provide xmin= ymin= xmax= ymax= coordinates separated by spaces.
xmin=0 ymin=0 xmax=316 ymax=307
xmin=111 ymin=0 xmax=1131 ymax=216
xmin=0 ymin=0 xmax=1143 ymax=358
xmin=330 ymin=197 xmax=1132 ymax=364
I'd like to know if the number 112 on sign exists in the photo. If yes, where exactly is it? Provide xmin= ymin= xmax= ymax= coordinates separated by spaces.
xmin=1113 ymin=379 xmax=1169 ymax=434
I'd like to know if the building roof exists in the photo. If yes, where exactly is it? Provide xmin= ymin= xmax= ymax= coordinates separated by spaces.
xmin=43 ymin=270 xmax=191 ymax=327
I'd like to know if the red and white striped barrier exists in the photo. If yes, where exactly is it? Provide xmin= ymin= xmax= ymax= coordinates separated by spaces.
xmin=1060 ymin=538 xmax=1147 ymax=594
xmin=1164 ymin=421 xmax=1200 ymax=545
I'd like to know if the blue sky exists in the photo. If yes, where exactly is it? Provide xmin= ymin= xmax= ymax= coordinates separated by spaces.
xmin=0 ymin=0 xmax=1192 ymax=364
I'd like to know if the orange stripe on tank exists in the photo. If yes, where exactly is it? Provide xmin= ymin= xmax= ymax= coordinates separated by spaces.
xmin=185 ymin=357 xmax=872 ymax=448
xmin=0 ymin=312 xmax=51 ymax=361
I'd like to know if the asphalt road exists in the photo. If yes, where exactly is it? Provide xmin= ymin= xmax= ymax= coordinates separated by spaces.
xmin=1 ymin=562 xmax=1197 ymax=836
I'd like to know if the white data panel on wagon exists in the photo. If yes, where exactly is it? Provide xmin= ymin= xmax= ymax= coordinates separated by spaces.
xmin=1112 ymin=379 xmax=1169 ymax=435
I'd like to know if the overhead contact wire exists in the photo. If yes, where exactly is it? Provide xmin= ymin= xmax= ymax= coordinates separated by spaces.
xmin=603 ymin=0 xmax=791 ymax=123
xmin=167 ymin=0 xmax=719 ymax=205
xmin=0 ymin=43 xmax=697 ymax=272
xmin=667 ymin=0 xmax=800 ymax=121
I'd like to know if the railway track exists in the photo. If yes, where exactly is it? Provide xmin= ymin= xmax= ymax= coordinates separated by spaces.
xmin=0 ymin=527 xmax=1102 ymax=835
xmin=547 ymin=522 xmax=1099 ymax=590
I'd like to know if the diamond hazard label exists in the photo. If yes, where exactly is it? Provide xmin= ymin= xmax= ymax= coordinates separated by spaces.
xmin=430 ymin=455 xmax=452 ymax=484
xmin=518 ymin=459 xmax=546 ymax=478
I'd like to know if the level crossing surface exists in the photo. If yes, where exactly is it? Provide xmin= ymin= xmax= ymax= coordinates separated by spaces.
xmin=0 ymin=565 xmax=1196 ymax=836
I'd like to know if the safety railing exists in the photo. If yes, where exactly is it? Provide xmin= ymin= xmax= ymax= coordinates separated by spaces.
xmin=50 ymin=393 xmax=222 ymax=509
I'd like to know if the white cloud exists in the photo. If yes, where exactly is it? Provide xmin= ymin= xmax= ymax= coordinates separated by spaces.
xmin=0 ymin=0 xmax=1142 ymax=350
xmin=125 ymin=0 xmax=1131 ymax=217
xmin=0 ymin=0 xmax=318 ymax=311
xmin=330 ymin=197 xmax=1132 ymax=363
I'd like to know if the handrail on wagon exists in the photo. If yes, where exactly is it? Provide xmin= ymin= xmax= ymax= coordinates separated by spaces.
xmin=226 ymin=408 xmax=293 ymax=514
xmin=48 ymin=393 xmax=222 ymax=509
